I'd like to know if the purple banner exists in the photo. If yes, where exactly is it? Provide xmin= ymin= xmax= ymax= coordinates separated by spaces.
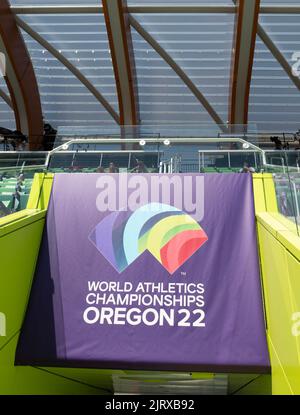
xmin=16 ymin=173 xmax=270 ymax=373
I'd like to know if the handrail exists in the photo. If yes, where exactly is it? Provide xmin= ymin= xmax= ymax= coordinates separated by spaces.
xmin=0 ymin=140 xmax=299 ymax=173
xmin=264 ymin=163 xmax=299 ymax=173
xmin=46 ymin=137 xmax=266 ymax=168
xmin=0 ymin=164 xmax=46 ymax=173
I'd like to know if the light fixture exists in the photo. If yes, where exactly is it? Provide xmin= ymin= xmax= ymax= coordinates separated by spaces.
xmin=163 ymin=139 xmax=170 ymax=146
xmin=62 ymin=144 xmax=69 ymax=150
xmin=242 ymin=142 xmax=250 ymax=149
xmin=139 ymin=139 xmax=146 ymax=146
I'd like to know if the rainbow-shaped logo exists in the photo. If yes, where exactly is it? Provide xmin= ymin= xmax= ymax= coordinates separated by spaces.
xmin=89 ymin=203 xmax=208 ymax=275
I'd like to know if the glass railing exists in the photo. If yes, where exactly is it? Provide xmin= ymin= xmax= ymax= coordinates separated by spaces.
xmin=47 ymin=137 xmax=264 ymax=174
xmin=1 ymin=134 xmax=300 ymax=228
xmin=0 ymin=134 xmax=55 ymax=152
xmin=273 ymin=173 xmax=300 ymax=236
xmin=264 ymin=150 xmax=300 ymax=174
xmin=54 ymin=124 xmax=259 ymax=148
xmin=0 ymin=151 xmax=48 ymax=169
xmin=0 ymin=165 xmax=46 ymax=219
xmin=47 ymin=150 xmax=160 ymax=174
xmin=48 ymin=126 xmax=300 ymax=174
xmin=198 ymin=150 xmax=263 ymax=173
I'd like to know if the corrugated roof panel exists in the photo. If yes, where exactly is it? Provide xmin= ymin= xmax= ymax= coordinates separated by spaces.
xmin=261 ymin=0 xmax=300 ymax=4
xmin=17 ymin=13 xmax=118 ymax=129
xmin=18 ymin=36 xmax=118 ymax=128
xmin=10 ymin=1 xmax=99 ymax=5
xmin=128 ymin=1 xmax=233 ymax=5
xmin=249 ymin=14 xmax=300 ymax=132
xmin=131 ymin=13 xmax=234 ymax=125
xmin=132 ymin=27 xmax=221 ymax=126
xmin=6 ymin=3 xmax=300 ymax=133
xmin=0 ymin=78 xmax=16 ymax=130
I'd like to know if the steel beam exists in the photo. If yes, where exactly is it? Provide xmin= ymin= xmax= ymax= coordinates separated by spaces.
xmin=0 ymin=0 xmax=43 ymax=149
xmin=230 ymin=0 xmax=260 ymax=125
xmin=102 ymin=0 xmax=139 ymax=126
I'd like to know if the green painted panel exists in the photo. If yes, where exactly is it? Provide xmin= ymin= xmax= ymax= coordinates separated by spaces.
xmin=228 ymin=374 xmax=271 ymax=395
xmin=257 ymin=218 xmax=300 ymax=395
xmin=27 ymin=173 xmax=54 ymax=211
xmin=252 ymin=173 xmax=278 ymax=214
xmin=263 ymin=176 xmax=278 ymax=213
xmin=42 ymin=367 xmax=118 ymax=392
xmin=0 ymin=335 xmax=104 ymax=395
xmin=267 ymin=335 xmax=294 ymax=395
xmin=0 ymin=215 xmax=45 ymax=349
xmin=26 ymin=173 xmax=45 ymax=209
xmin=1 ymin=172 xmax=296 ymax=395
xmin=253 ymin=174 xmax=266 ymax=213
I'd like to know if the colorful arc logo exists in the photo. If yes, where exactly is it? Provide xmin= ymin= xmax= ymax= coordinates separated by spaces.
xmin=89 ymin=203 xmax=208 ymax=275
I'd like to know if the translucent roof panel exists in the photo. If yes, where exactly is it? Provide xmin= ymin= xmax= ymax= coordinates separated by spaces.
xmin=132 ymin=29 xmax=219 ymax=126
xmin=21 ymin=31 xmax=117 ymax=129
xmin=18 ymin=13 xmax=118 ymax=129
xmin=10 ymin=1 xmax=99 ymax=5
xmin=249 ymin=14 xmax=300 ymax=132
xmin=261 ymin=0 xmax=300 ymax=4
xmin=0 ymin=78 xmax=16 ymax=131
xmin=259 ymin=13 xmax=300 ymax=62
xmin=128 ymin=1 xmax=233 ymax=5
xmin=0 ymin=104 xmax=16 ymax=130
xmin=131 ymin=13 xmax=234 ymax=126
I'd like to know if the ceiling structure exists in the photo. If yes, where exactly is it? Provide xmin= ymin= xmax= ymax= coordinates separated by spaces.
xmin=0 ymin=0 xmax=43 ymax=148
xmin=0 ymin=0 xmax=300 ymax=144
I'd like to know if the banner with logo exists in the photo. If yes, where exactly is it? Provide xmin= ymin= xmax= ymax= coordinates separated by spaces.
xmin=16 ymin=173 xmax=270 ymax=373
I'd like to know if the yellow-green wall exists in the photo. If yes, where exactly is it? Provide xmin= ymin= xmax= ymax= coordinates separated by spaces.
xmin=253 ymin=174 xmax=300 ymax=395
xmin=1 ymin=172 xmax=300 ymax=395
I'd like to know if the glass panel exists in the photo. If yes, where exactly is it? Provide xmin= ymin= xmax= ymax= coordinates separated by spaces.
xmin=0 ymin=101 xmax=16 ymax=133
xmin=10 ymin=1 xmax=99 ymax=5
xmin=128 ymin=0 xmax=233 ymax=5
xmin=48 ymin=150 xmax=161 ymax=173
xmin=131 ymin=12 xmax=234 ymax=125
xmin=199 ymin=152 xmax=262 ymax=173
xmin=0 ymin=78 xmax=16 ymax=132
xmin=11 ymin=0 xmax=234 ymax=4
xmin=264 ymin=150 xmax=300 ymax=173
xmin=0 ymin=166 xmax=45 ymax=218
xmin=260 ymin=0 xmax=300 ymax=4
xmin=54 ymin=124 xmax=259 ymax=145
xmin=249 ymin=14 xmax=300 ymax=133
xmin=0 ymin=150 xmax=47 ymax=218
xmin=273 ymin=172 xmax=300 ymax=236
xmin=47 ymin=135 xmax=263 ymax=173
xmin=0 ymin=152 xmax=47 ymax=169
xmin=18 ymin=13 xmax=118 ymax=131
